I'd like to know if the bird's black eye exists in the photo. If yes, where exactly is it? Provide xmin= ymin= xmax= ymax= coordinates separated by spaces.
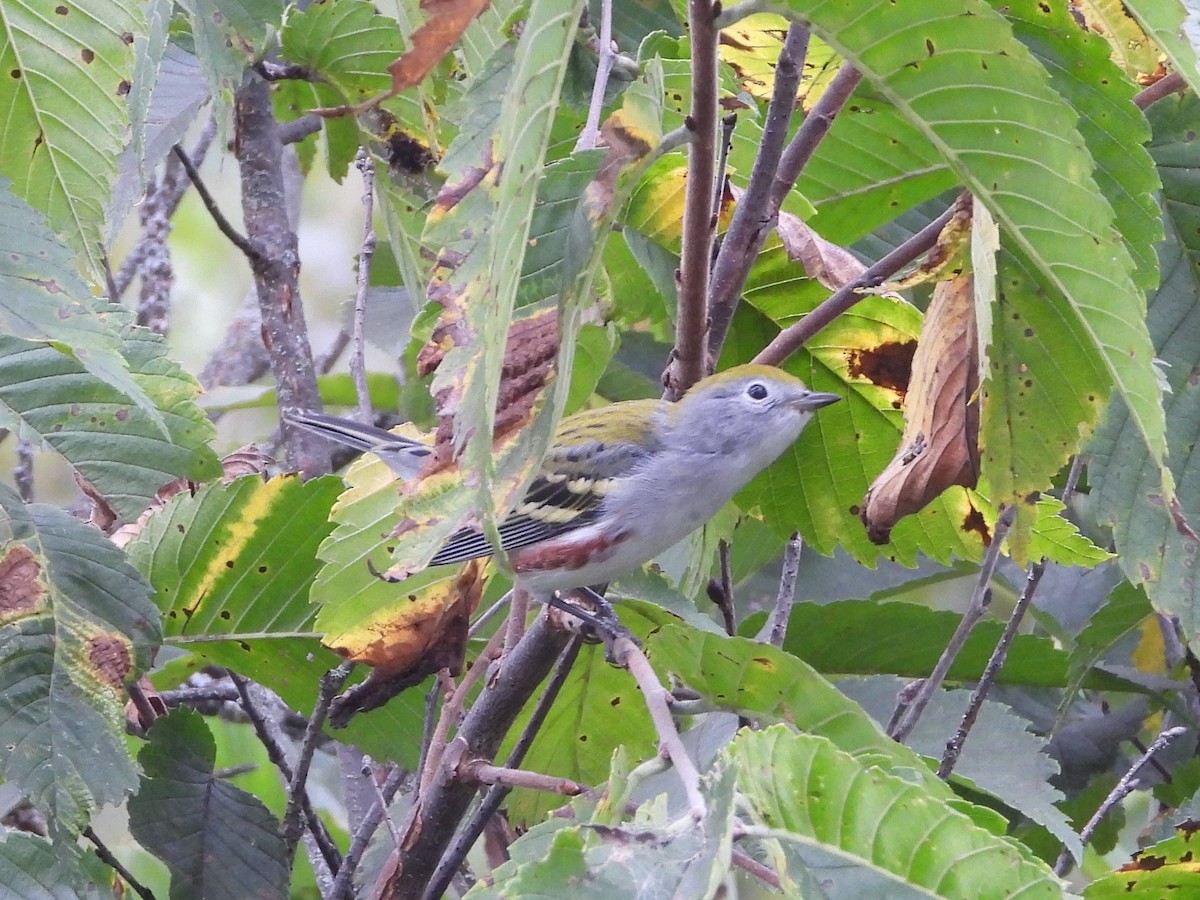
xmin=747 ymin=382 xmax=768 ymax=400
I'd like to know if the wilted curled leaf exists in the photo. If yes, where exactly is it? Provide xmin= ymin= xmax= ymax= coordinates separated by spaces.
xmin=775 ymin=208 xmax=866 ymax=292
xmin=861 ymin=273 xmax=980 ymax=544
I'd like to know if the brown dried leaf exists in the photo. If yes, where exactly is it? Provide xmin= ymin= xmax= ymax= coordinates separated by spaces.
xmin=387 ymin=0 xmax=492 ymax=94
xmin=861 ymin=273 xmax=981 ymax=544
xmin=775 ymin=208 xmax=866 ymax=291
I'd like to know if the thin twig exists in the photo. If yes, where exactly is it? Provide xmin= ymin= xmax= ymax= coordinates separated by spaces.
xmin=707 ymin=539 xmax=737 ymax=635
xmin=506 ymin=587 xmax=531 ymax=651
xmin=576 ymin=0 xmax=615 ymax=151
xmin=159 ymin=683 xmax=240 ymax=706
xmin=1133 ymin=71 xmax=1185 ymax=110
xmin=328 ymin=765 xmax=406 ymax=900
xmin=114 ymin=116 xmax=217 ymax=299
xmin=172 ymin=143 xmax=261 ymax=262
xmin=84 ymin=827 xmax=156 ymax=900
xmin=732 ymin=848 xmax=781 ymax=890
xmin=889 ymin=504 xmax=1015 ymax=743
xmin=937 ymin=559 xmax=1045 ymax=778
xmin=706 ymin=23 xmax=810 ymax=361
xmin=419 ymin=626 xmax=508 ymax=798
xmin=758 ymin=532 xmax=802 ymax=647
xmin=351 ymin=148 xmax=377 ymax=422
xmin=756 ymin=195 xmax=965 ymax=366
xmin=1053 ymin=726 xmax=1188 ymax=876
xmin=467 ymin=590 xmax=513 ymax=639
xmin=937 ymin=458 xmax=1087 ymax=777
xmin=712 ymin=112 xmax=738 ymax=226
xmin=668 ymin=0 xmax=720 ymax=398
xmin=458 ymin=760 xmax=594 ymax=798
xmin=421 ymin=635 xmax=584 ymax=900
xmin=283 ymin=662 xmax=354 ymax=852
xmin=228 ymin=672 xmax=342 ymax=875
xmin=611 ymin=634 xmax=706 ymax=818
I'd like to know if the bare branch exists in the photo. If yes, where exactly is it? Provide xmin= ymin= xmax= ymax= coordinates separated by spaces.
xmin=1054 ymin=726 xmax=1187 ymax=876
xmin=889 ymin=504 xmax=1015 ymax=743
xmin=351 ymin=148 xmax=377 ymax=422
xmin=758 ymin=532 xmax=802 ymax=647
xmin=328 ymin=765 xmax=406 ymax=900
xmin=1133 ymin=71 xmax=1185 ymax=110
xmin=667 ymin=0 xmax=721 ymax=398
xmin=283 ymin=662 xmax=353 ymax=852
xmin=173 ymin=143 xmax=261 ymax=263
xmin=233 ymin=75 xmax=326 ymax=476
xmin=84 ymin=827 xmax=156 ymax=900
xmin=610 ymin=634 xmax=705 ymax=818
xmin=576 ymin=0 xmax=615 ymax=151
xmin=422 ymin=635 xmax=584 ymax=900
xmin=937 ymin=457 xmax=1088 ymax=777
xmin=388 ymin=615 xmax=574 ymax=896
xmin=706 ymin=23 xmax=809 ymax=361
xmin=228 ymin=672 xmax=342 ymax=875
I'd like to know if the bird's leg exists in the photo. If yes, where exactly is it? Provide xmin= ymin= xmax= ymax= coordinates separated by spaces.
xmin=542 ymin=586 xmax=636 ymax=657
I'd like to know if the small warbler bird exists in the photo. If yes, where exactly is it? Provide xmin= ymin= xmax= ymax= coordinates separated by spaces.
xmin=289 ymin=365 xmax=839 ymax=595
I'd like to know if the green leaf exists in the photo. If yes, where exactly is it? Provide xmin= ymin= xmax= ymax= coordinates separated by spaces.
xmin=0 ymin=302 xmax=220 ymax=520
xmin=176 ymin=0 xmax=278 ymax=113
xmin=0 ymin=177 xmax=169 ymax=436
xmin=785 ymin=0 xmax=1167 ymax=497
xmin=280 ymin=0 xmax=433 ymax=181
xmin=127 ymin=474 xmax=425 ymax=764
xmin=0 ymin=0 xmax=139 ymax=281
xmin=0 ymin=833 xmax=108 ymax=900
xmin=0 ymin=485 xmax=158 ymax=835
xmin=1088 ymin=92 xmax=1200 ymax=639
xmin=839 ymin=676 xmax=1080 ymax=863
xmin=766 ymin=598 xmax=1132 ymax=691
xmin=1085 ymin=819 xmax=1200 ymax=897
xmin=1061 ymin=582 xmax=1154 ymax=724
xmin=1027 ymin=497 xmax=1114 ymax=567
xmin=731 ymin=726 xmax=1063 ymax=898
xmin=128 ymin=708 xmax=289 ymax=900
xmin=647 ymin=624 xmax=954 ymax=798
xmin=1004 ymin=0 xmax=1161 ymax=290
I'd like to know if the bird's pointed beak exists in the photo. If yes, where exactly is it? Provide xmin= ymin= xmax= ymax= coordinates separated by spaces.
xmin=795 ymin=391 xmax=841 ymax=411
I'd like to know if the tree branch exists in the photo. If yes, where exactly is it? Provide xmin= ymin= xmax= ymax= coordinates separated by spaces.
xmin=889 ymin=504 xmax=1015 ymax=743
xmin=758 ymin=532 xmax=802 ymax=647
xmin=667 ymin=0 xmax=721 ymax=398
xmin=706 ymin=23 xmax=809 ymax=362
xmin=387 ymin=615 xmax=574 ymax=896
xmin=233 ymin=73 xmax=326 ymax=477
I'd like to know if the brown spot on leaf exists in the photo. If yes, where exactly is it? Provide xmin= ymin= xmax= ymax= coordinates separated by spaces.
xmin=0 ymin=545 xmax=45 ymax=621
xmin=117 ymin=80 xmax=130 ymax=96
xmin=86 ymin=635 xmax=132 ymax=690
xmin=55 ymin=4 xmax=68 ymax=12
xmin=846 ymin=340 xmax=917 ymax=397
xmin=962 ymin=506 xmax=991 ymax=546
xmin=81 ymin=48 xmax=94 ymax=63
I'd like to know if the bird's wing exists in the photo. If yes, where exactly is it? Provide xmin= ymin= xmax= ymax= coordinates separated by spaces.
xmin=428 ymin=401 xmax=660 ymax=566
